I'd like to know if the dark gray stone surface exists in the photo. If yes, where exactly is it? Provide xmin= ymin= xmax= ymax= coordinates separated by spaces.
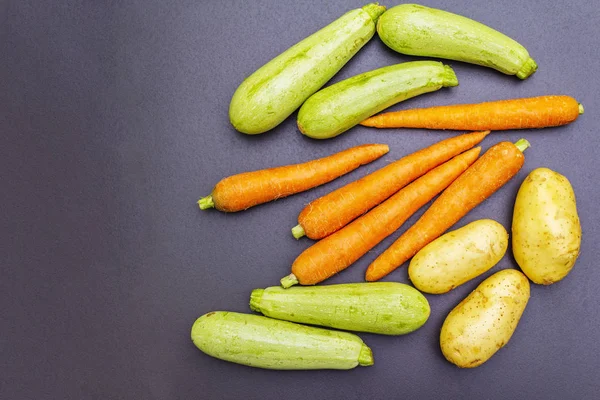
xmin=2 ymin=0 xmax=599 ymax=398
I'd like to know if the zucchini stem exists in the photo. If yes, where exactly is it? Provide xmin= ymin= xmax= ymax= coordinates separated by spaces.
xmin=358 ymin=344 xmax=374 ymax=366
xmin=442 ymin=65 xmax=459 ymax=87
xmin=516 ymin=57 xmax=538 ymax=80
xmin=249 ymin=289 xmax=264 ymax=312
xmin=362 ymin=3 xmax=386 ymax=22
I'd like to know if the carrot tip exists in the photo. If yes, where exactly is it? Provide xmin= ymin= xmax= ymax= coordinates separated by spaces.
xmin=514 ymin=138 xmax=531 ymax=153
xmin=579 ymin=103 xmax=584 ymax=115
xmin=364 ymin=269 xmax=378 ymax=282
xmin=198 ymin=195 xmax=215 ymax=210
xmin=280 ymin=274 xmax=299 ymax=288
xmin=291 ymin=224 xmax=306 ymax=239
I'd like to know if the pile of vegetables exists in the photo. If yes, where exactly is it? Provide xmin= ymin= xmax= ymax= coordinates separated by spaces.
xmin=192 ymin=3 xmax=583 ymax=370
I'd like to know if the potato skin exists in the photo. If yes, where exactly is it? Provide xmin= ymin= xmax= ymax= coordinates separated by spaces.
xmin=512 ymin=167 xmax=581 ymax=285
xmin=408 ymin=219 xmax=508 ymax=294
xmin=440 ymin=269 xmax=530 ymax=368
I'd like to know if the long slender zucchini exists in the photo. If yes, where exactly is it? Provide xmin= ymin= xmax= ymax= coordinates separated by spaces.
xmin=377 ymin=4 xmax=537 ymax=79
xmin=191 ymin=311 xmax=374 ymax=370
xmin=297 ymin=61 xmax=458 ymax=139
xmin=229 ymin=3 xmax=386 ymax=135
xmin=250 ymin=283 xmax=430 ymax=335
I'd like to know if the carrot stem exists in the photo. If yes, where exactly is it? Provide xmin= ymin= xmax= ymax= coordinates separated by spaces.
xmin=514 ymin=138 xmax=531 ymax=152
xmin=291 ymin=225 xmax=306 ymax=240
xmin=198 ymin=195 xmax=215 ymax=210
xmin=280 ymin=274 xmax=299 ymax=288
xmin=579 ymin=104 xmax=585 ymax=114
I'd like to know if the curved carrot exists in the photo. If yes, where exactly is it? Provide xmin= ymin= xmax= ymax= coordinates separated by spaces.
xmin=365 ymin=139 xmax=530 ymax=282
xmin=292 ymin=131 xmax=490 ymax=239
xmin=198 ymin=144 xmax=389 ymax=212
xmin=361 ymin=95 xmax=583 ymax=131
xmin=280 ymin=147 xmax=481 ymax=288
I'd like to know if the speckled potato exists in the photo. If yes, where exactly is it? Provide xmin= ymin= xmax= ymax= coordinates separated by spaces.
xmin=408 ymin=220 xmax=508 ymax=294
xmin=440 ymin=269 xmax=530 ymax=368
xmin=512 ymin=167 xmax=581 ymax=285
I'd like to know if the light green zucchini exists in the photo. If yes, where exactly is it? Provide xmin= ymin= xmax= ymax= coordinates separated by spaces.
xmin=229 ymin=3 xmax=386 ymax=135
xmin=191 ymin=311 xmax=373 ymax=370
xmin=377 ymin=4 xmax=537 ymax=79
xmin=250 ymin=282 xmax=430 ymax=335
xmin=297 ymin=61 xmax=457 ymax=139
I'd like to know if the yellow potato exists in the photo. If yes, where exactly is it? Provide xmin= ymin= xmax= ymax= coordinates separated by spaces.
xmin=512 ymin=167 xmax=581 ymax=285
xmin=408 ymin=219 xmax=508 ymax=294
xmin=440 ymin=269 xmax=530 ymax=368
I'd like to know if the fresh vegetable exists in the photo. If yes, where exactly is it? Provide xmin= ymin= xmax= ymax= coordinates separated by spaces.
xmin=512 ymin=168 xmax=581 ymax=285
xmin=377 ymin=4 xmax=537 ymax=79
xmin=283 ymin=148 xmax=480 ymax=287
xmin=409 ymin=220 xmax=508 ymax=294
xmin=292 ymin=131 xmax=489 ymax=240
xmin=366 ymin=139 xmax=530 ymax=281
xmin=251 ymin=282 xmax=430 ymax=335
xmin=198 ymin=144 xmax=389 ymax=212
xmin=191 ymin=311 xmax=373 ymax=370
xmin=440 ymin=269 xmax=530 ymax=368
xmin=297 ymin=61 xmax=458 ymax=139
xmin=229 ymin=3 xmax=386 ymax=134
xmin=361 ymin=95 xmax=584 ymax=131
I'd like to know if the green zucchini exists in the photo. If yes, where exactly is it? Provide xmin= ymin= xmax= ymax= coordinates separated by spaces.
xmin=229 ymin=3 xmax=386 ymax=135
xmin=250 ymin=283 xmax=430 ymax=335
xmin=297 ymin=61 xmax=458 ymax=139
xmin=377 ymin=4 xmax=537 ymax=79
xmin=191 ymin=311 xmax=373 ymax=370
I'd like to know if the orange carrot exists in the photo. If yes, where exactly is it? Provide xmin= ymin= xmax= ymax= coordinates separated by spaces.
xmin=198 ymin=144 xmax=389 ymax=212
xmin=365 ymin=139 xmax=530 ymax=282
xmin=361 ymin=95 xmax=584 ymax=131
xmin=292 ymin=131 xmax=490 ymax=240
xmin=198 ymin=144 xmax=390 ymax=212
xmin=280 ymin=147 xmax=481 ymax=288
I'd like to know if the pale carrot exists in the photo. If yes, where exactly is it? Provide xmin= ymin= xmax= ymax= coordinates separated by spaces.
xmin=280 ymin=147 xmax=481 ymax=288
xmin=198 ymin=144 xmax=389 ymax=212
xmin=292 ymin=131 xmax=490 ymax=240
xmin=361 ymin=95 xmax=583 ymax=131
xmin=365 ymin=139 xmax=530 ymax=282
